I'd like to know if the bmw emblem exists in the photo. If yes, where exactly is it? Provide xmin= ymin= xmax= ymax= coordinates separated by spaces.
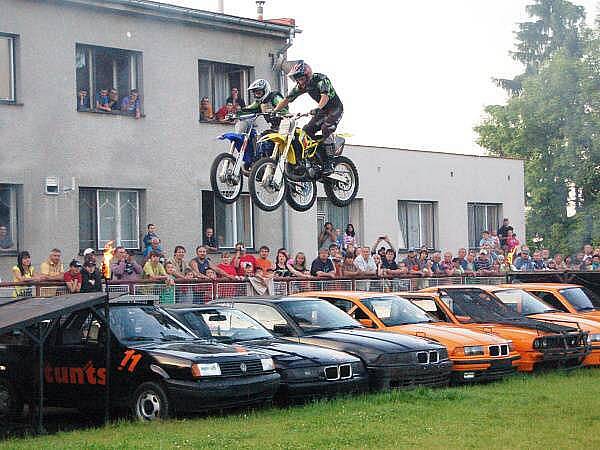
xmin=240 ymin=363 xmax=247 ymax=373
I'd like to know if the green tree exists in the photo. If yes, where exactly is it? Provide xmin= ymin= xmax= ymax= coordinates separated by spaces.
xmin=476 ymin=1 xmax=600 ymax=255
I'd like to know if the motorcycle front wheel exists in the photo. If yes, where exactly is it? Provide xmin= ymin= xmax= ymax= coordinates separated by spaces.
xmin=285 ymin=179 xmax=317 ymax=212
xmin=249 ymin=157 xmax=287 ymax=211
xmin=210 ymin=153 xmax=243 ymax=204
xmin=323 ymin=156 xmax=359 ymax=207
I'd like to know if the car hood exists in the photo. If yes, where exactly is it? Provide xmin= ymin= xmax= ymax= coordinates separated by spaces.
xmin=134 ymin=340 xmax=267 ymax=363
xmin=529 ymin=313 xmax=600 ymax=333
xmin=385 ymin=323 xmax=508 ymax=351
xmin=298 ymin=328 xmax=445 ymax=362
xmin=233 ymin=339 xmax=360 ymax=368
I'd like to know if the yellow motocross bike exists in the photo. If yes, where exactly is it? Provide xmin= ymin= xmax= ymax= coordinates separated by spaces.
xmin=248 ymin=112 xmax=359 ymax=212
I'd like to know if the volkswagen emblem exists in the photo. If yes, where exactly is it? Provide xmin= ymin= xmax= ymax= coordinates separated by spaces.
xmin=240 ymin=362 xmax=247 ymax=373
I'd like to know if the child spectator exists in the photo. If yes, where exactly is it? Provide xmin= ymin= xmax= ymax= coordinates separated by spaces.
xmin=121 ymin=89 xmax=141 ymax=119
xmin=341 ymin=253 xmax=359 ymax=277
xmin=77 ymin=88 xmax=90 ymax=110
xmin=215 ymin=101 xmax=236 ymax=122
xmin=274 ymin=251 xmax=292 ymax=277
xmin=505 ymin=230 xmax=520 ymax=253
xmin=217 ymin=252 xmax=238 ymax=278
xmin=95 ymin=88 xmax=111 ymax=112
xmin=64 ymin=260 xmax=82 ymax=293
xmin=288 ymin=252 xmax=310 ymax=277
xmin=143 ymin=224 xmax=159 ymax=254
xmin=246 ymin=264 xmax=274 ymax=296
xmin=81 ymin=260 xmax=102 ymax=293
xmin=200 ymin=96 xmax=214 ymax=121
xmin=592 ymin=255 xmax=600 ymax=271
xmin=233 ymin=242 xmax=257 ymax=276
xmin=343 ymin=224 xmax=357 ymax=250
xmin=160 ymin=261 xmax=177 ymax=304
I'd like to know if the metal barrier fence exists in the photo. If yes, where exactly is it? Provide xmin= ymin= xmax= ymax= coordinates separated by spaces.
xmin=0 ymin=275 xmax=511 ymax=304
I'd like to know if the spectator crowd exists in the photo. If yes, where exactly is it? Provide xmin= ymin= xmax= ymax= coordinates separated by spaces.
xmin=77 ymin=87 xmax=141 ymax=119
xmin=5 ymin=219 xmax=600 ymax=296
xmin=199 ymin=87 xmax=246 ymax=123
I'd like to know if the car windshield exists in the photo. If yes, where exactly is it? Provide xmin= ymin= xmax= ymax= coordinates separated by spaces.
xmin=279 ymin=299 xmax=361 ymax=333
xmin=360 ymin=295 xmax=435 ymax=326
xmin=110 ymin=306 xmax=196 ymax=343
xmin=178 ymin=308 xmax=273 ymax=343
xmin=494 ymin=289 xmax=557 ymax=315
xmin=439 ymin=288 xmax=519 ymax=324
xmin=560 ymin=287 xmax=600 ymax=311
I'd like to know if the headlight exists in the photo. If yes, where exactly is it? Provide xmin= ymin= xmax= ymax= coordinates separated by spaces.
xmin=533 ymin=337 xmax=547 ymax=350
xmin=464 ymin=346 xmax=485 ymax=356
xmin=284 ymin=366 xmax=322 ymax=380
xmin=589 ymin=333 xmax=600 ymax=343
xmin=350 ymin=361 xmax=365 ymax=375
xmin=261 ymin=357 xmax=275 ymax=371
xmin=508 ymin=341 xmax=515 ymax=352
xmin=191 ymin=362 xmax=221 ymax=378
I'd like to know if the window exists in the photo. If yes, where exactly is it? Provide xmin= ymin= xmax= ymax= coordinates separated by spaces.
xmin=532 ymin=291 xmax=569 ymax=313
xmin=79 ymin=188 xmax=140 ymax=251
xmin=59 ymin=312 xmax=103 ymax=346
xmin=0 ymin=34 xmax=16 ymax=102
xmin=198 ymin=60 xmax=251 ymax=121
xmin=233 ymin=303 xmax=288 ymax=332
xmin=0 ymin=184 xmax=18 ymax=251
xmin=76 ymin=44 xmax=142 ymax=115
xmin=316 ymin=198 xmax=362 ymax=247
xmin=467 ymin=203 xmax=501 ymax=248
xmin=397 ymin=201 xmax=435 ymax=250
xmin=202 ymin=191 xmax=254 ymax=249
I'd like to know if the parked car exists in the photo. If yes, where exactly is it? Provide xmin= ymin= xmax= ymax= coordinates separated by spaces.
xmin=294 ymin=291 xmax=519 ymax=383
xmin=212 ymin=297 xmax=453 ymax=390
xmin=506 ymin=283 xmax=600 ymax=321
xmin=478 ymin=285 xmax=600 ymax=366
xmin=0 ymin=302 xmax=280 ymax=421
xmin=400 ymin=287 xmax=590 ymax=371
xmin=163 ymin=304 xmax=369 ymax=401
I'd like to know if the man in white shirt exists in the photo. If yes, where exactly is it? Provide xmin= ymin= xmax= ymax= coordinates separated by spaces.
xmin=353 ymin=246 xmax=377 ymax=275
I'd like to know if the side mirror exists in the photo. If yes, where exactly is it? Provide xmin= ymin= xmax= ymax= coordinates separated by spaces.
xmin=359 ymin=319 xmax=374 ymax=328
xmin=273 ymin=323 xmax=294 ymax=337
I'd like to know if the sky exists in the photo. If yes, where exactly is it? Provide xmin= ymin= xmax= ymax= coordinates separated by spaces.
xmin=162 ymin=0 xmax=599 ymax=154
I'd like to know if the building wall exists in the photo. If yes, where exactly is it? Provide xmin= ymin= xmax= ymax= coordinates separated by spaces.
xmin=0 ymin=0 xmax=288 ymax=277
xmin=0 ymin=0 xmax=525 ymax=280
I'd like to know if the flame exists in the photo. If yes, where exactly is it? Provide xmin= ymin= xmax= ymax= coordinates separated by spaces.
xmin=102 ymin=240 xmax=115 ymax=280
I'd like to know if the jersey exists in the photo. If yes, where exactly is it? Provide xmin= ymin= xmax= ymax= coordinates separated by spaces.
xmin=240 ymin=91 xmax=288 ymax=115
xmin=286 ymin=73 xmax=342 ymax=111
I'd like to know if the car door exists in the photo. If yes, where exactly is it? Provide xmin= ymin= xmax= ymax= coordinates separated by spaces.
xmin=44 ymin=310 xmax=108 ymax=407
xmin=529 ymin=290 xmax=570 ymax=313
xmin=233 ymin=302 xmax=301 ymax=342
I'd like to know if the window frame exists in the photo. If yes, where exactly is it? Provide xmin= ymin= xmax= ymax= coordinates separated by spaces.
xmin=75 ymin=43 xmax=143 ymax=117
xmin=397 ymin=200 xmax=436 ymax=250
xmin=467 ymin=202 xmax=502 ymax=249
xmin=0 ymin=32 xmax=17 ymax=103
xmin=0 ymin=183 xmax=19 ymax=252
xmin=202 ymin=190 xmax=255 ymax=250
xmin=198 ymin=59 xmax=252 ymax=123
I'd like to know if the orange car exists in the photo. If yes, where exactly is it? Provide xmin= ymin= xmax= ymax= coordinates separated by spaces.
xmin=471 ymin=285 xmax=600 ymax=366
xmin=404 ymin=287 xmax=590 ymax=372
xmin=294 ymin=291 xmax=520 ymax=383
xmin=505 ymin=283 xmax=600 ymax=321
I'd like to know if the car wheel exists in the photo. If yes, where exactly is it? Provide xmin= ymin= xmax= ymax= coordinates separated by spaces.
xmin=0 ymin=379 xmax=24 ymax=420
xmin=132 ymin=382 xmax=170 ymax=421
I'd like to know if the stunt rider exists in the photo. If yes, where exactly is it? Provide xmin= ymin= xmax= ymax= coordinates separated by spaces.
xmin=273 ymin=61 xmax=343 ymax=175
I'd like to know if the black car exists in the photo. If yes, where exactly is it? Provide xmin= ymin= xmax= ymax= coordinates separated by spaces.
xmin=0 ymin=303 xmax=279 ymax=421
xmin=163 ymin=304 xmax=369 ymax=401
xmin=213 ymin=297 xmax=453 ymax=390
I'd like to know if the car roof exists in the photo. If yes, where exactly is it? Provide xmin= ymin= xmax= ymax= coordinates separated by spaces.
xmin=296 ymin=291 xmax=400 ymax=300
xmin=162 ymin=304 xmax=231 ymax=311
xmin=214 ymin=296 xmax=323 ymax=304
xmin=502 ymin=283 xmax=582 ymax=290
xmin=395 ymin=292 xmax=438 ymax=299
xmin=419 ymin=285 xmax=500 ymax=293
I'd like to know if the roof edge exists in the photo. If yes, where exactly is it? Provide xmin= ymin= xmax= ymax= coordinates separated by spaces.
xmin=345 ymin=144 xmax=524 ymax=161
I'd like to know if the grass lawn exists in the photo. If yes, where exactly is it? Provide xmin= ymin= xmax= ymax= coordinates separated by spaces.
xmin=4 ymin=369 xmax=600 ymax=449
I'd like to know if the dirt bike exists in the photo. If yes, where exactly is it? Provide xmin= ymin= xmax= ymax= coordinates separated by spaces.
xmin=248 ymin=112 xmax=359 ymax=212
xmin=210 ymin=112 xmax=273 ymax=204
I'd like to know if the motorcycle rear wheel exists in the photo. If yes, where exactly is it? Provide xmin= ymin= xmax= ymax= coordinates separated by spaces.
xmin=249 ymin=157 xmax=286 ymax=212
xmin=323 ymin=156 xmax=359 ymax=207
xmin=210 ymin=153 xmax=243 ymax=204
xmin=285 ymin=179 xmax=317 ymax=212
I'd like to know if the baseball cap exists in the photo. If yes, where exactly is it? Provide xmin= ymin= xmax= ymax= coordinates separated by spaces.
xmin=83 ymin=248 xmax=95 ymax=256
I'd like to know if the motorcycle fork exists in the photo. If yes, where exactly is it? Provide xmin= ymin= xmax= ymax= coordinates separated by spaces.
xmin=272 ymin=138 xmax=292 ymax=188
xmin=232 ymin=135 xmax=249 ymax=175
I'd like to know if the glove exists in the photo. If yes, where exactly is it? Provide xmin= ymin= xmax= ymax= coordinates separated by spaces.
xmin=309 ymin=108 xmax=320 ymax=116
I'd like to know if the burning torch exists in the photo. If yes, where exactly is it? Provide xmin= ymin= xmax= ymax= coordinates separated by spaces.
xmin=101 ymin=240 xmax=115 ymax=286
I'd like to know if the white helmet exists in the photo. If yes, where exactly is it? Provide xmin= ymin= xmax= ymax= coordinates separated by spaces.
xmin=247 ymin=79 xmax=271 ymax=102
